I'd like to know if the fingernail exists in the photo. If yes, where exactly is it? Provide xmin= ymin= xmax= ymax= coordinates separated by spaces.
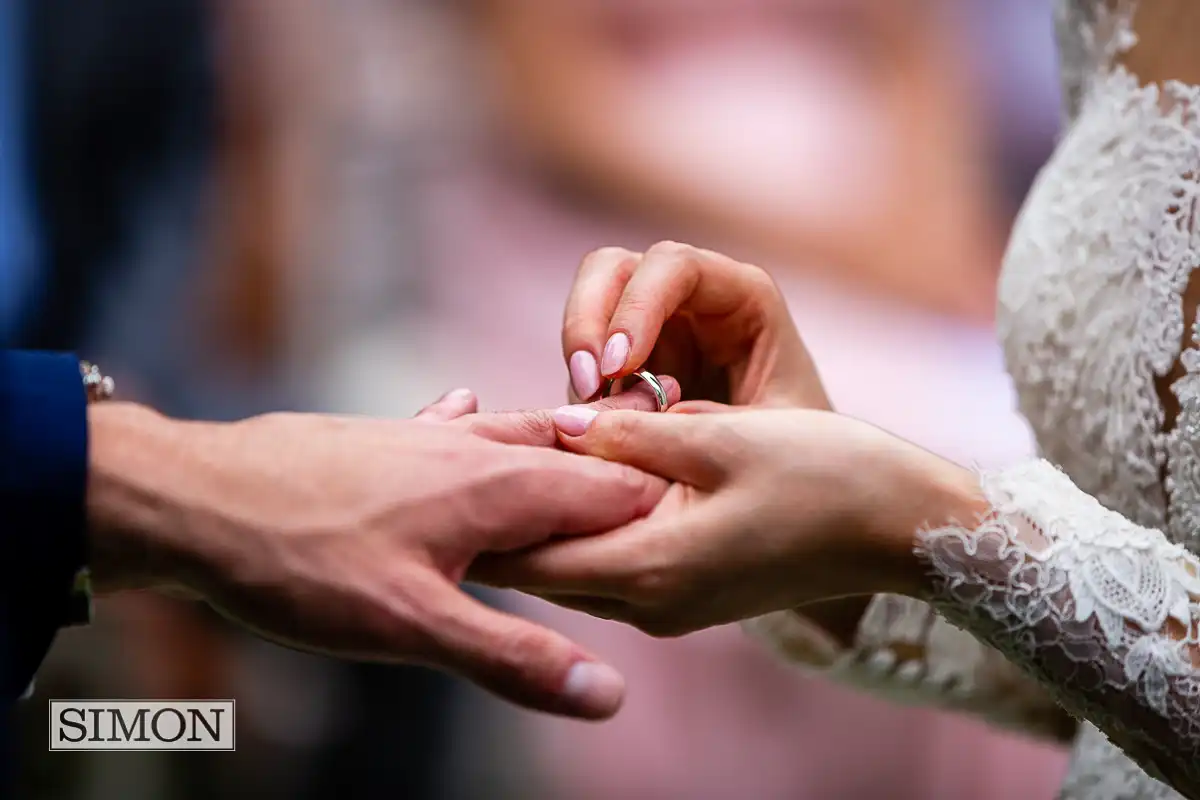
xmin=563 ymin=661 xmax=625 ymax=717
xmin=600 ymin=332 xmax=631 ymax=376
xmin=553 ymin=405 xmax=599 ymax=436
xmin=569 ymin=351 xmax=601 ymax=400
xmin=446 ymin=388 xmax=474 ymax=402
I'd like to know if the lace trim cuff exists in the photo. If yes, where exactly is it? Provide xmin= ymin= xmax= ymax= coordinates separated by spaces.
xmin=917 ymin=459 xmax=1200 ymax=788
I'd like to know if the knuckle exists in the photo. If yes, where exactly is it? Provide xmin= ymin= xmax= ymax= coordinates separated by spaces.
xmin=461 ymin=415 xmax=487 ymax=436
xmin=646 ymin=240 xmax=695 ymax=263
xmin=570 ymin=456 xmax=658 ymax=505
xmin=586 ymin=245 xmax=637 ymax=266
xmin=610 ymin=461 xmax=654 ymax=495
xmin=742 ymin=262 xmax=779 ymax=296
xmin=737 ymin=267 xmax=787 ymax=327
xmin=699 ymin=419 xmax=742 ymax=462
xmin=495 ymin=452 xmax=549 ymax=490
xmin=496 ymin=625 xmax=558 ymax=673
xmin=595 ymin=413 xmax=638 ymax=452
xmin=467 ymin=462 xmax=544 ymax=530
xmin=615 ymin=293 xmax=657 ymax=319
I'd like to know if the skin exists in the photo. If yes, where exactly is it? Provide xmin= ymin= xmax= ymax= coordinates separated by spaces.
xmin=85 ymin=378 xmax=679 ymax=720
xmin=558 ymin=242 xmax=868 ymax=641
xmin=471 ymin=406 xmax=980 ymax=636
xmin=473 ymin=242 xmax=987 ymax=638
xmin=560 ymin=242 xmax=829 ymax=409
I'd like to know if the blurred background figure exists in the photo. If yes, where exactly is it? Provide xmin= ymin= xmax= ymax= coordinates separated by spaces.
xmin=7 ymin=0 xmax=1070 ymax=798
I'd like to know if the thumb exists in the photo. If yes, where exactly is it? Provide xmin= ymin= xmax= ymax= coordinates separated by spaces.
xmin=551 ymin=406 xmax=725 ymax=487
xmin=424 ymin=582 xmax=626 ymax=720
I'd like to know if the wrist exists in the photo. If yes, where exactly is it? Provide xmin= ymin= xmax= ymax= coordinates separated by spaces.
xmin=854 ymin=434 xmax=989 ymax=599
xmin=794 ymin=445 xmax=986 ymax=650
xmin=87 ymin=403 xmax=211 ymax=593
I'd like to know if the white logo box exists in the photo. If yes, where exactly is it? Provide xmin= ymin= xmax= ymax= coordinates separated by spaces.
xmin=49 ymin=700 xmax=236 ymax=751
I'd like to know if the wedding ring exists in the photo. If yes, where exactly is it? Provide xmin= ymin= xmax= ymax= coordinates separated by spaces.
xmin=603 ymin=370 xmax=669 ymax=412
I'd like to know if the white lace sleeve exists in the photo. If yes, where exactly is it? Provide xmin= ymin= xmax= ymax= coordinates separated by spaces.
xmin=748 ymin=455 xmax=1200 ymax=793
xmin=744 ymin=595 xmax=1076 ymax=742
xmin=912 ymin=459 xmax=1200 ymax=795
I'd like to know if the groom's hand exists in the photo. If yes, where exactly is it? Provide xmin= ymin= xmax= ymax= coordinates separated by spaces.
xmin=85 ymin=378 xmax=678 ymax=720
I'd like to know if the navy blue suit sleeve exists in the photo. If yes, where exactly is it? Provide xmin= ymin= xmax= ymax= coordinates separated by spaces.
xmin=0 ymin=350 xmax=87 ymax=700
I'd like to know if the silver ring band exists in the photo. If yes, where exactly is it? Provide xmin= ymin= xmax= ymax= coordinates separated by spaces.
xmin=603 ymin=370 xmax=669 ymax=412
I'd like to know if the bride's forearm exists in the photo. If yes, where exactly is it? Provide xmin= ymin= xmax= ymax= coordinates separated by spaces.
xmin=767 ymin=435 xmax=991 ymax=647
xmin=754 ymin=445 xmax=1079 ymax=742
xmin=854 ymin=441 xmax=990 ymax=599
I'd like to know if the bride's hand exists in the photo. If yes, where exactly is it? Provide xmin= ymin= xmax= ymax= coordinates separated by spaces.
xmin=470 ymin=407 xmax=983 ymax=637
xmin=559 ymin=241 xmax=870 ymax=643
xmin=562 ymin=242 xmax=829 ymax=409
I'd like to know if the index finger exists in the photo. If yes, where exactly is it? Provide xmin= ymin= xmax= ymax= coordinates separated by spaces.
xmin=602 ymin=241 xmax=788 ymax=379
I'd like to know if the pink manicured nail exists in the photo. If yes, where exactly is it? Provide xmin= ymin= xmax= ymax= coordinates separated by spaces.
xmin=600 ymin=332 xmax=631 ymax=376
xmin=554 ymin=405 xmax=599 ymax=436
xmin=563 ymin=661 xmax=625 ymax=717
xmin=569 ymin=351 xmax=601 ymax=400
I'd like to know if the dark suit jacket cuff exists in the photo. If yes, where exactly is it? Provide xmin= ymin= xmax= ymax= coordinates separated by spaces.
xmin=1 ymin=351 xmax=88 ymax=698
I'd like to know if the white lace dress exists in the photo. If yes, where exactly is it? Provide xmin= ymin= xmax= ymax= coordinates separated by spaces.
xmin=747 ymin=2 xmax=1200 ymax=798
